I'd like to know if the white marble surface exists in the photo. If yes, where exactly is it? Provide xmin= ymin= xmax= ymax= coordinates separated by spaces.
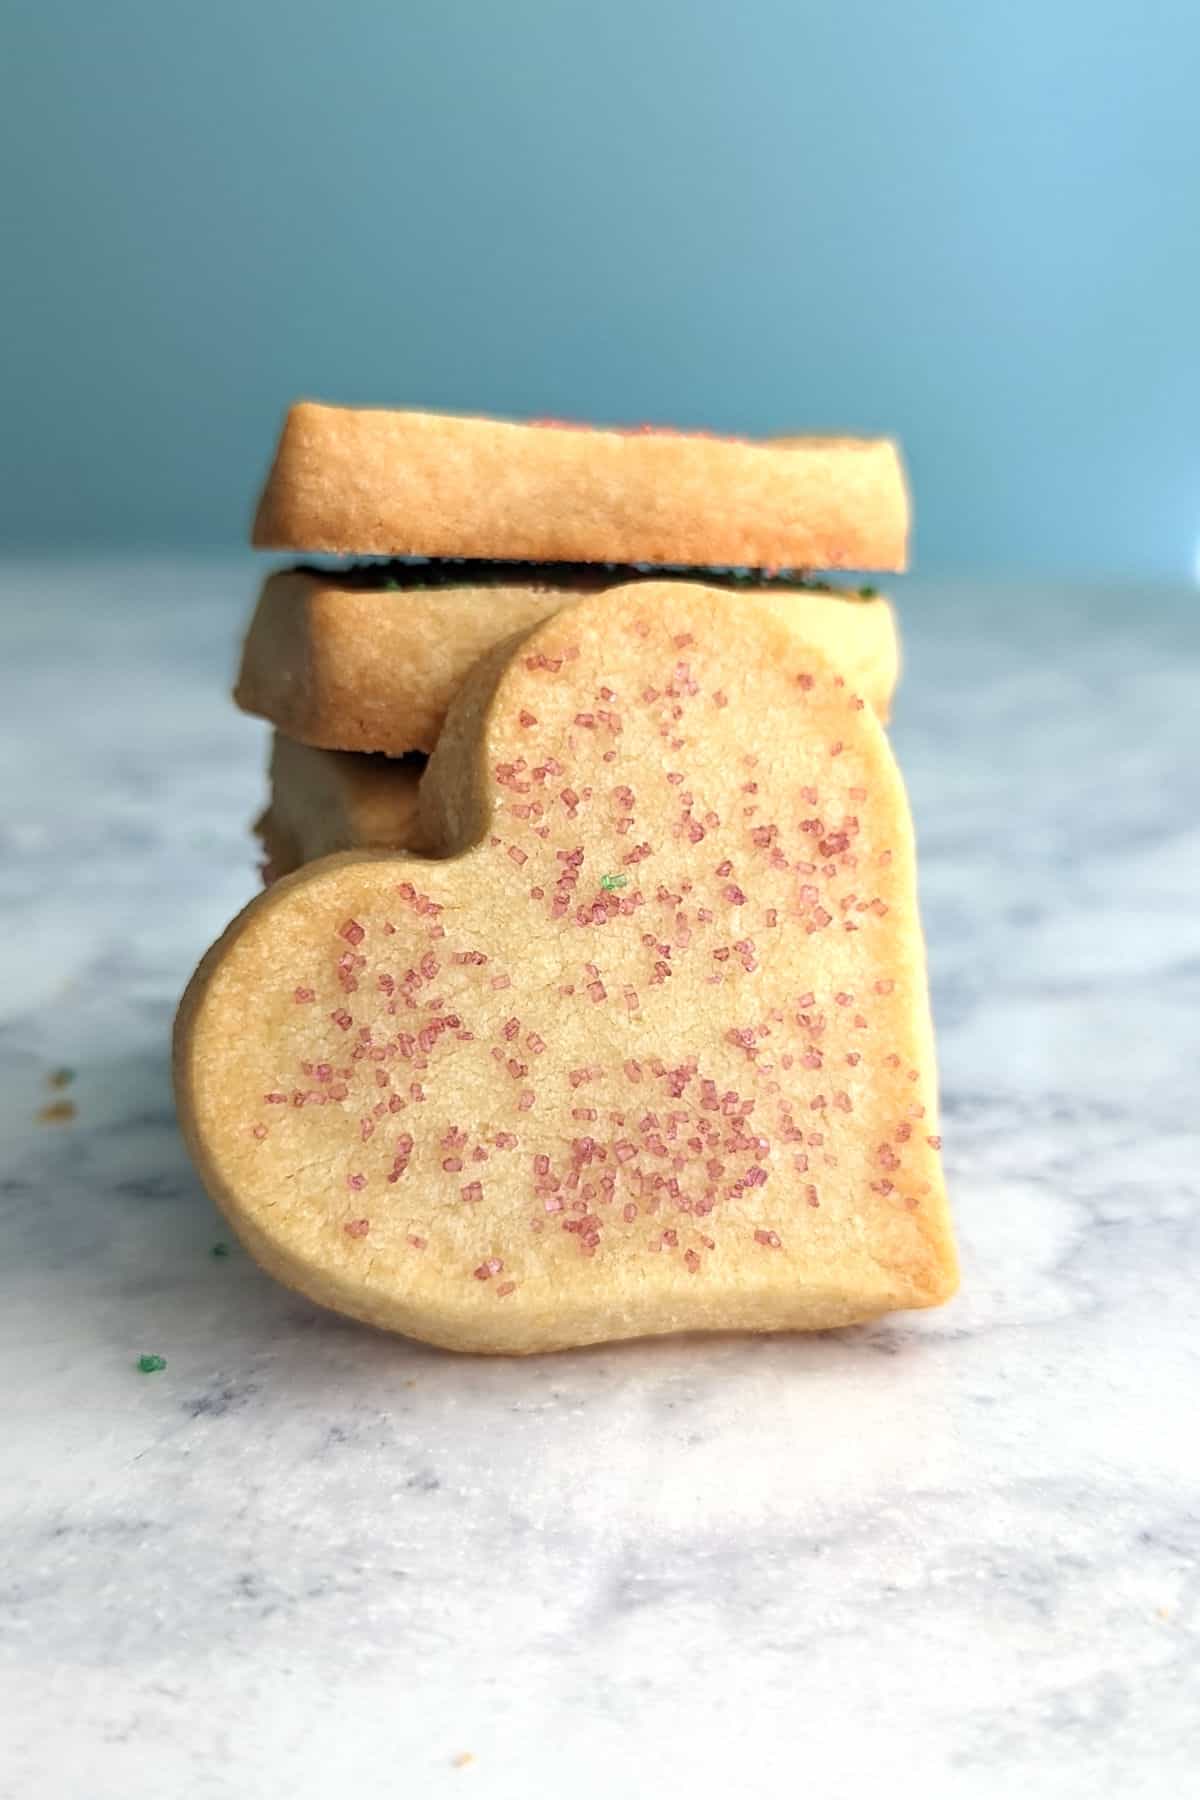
xmin=1 ymin=560 xmax=1197 ymax=1799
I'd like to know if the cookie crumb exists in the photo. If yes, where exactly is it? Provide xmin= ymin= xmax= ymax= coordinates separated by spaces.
xmin=37 ymin=1100 xmax=76 ymax=1124
xmin=452 ymin=1752 xmax=475 ymax=1768
xmin=137 ymin=1354 xmax=167 ymax=1374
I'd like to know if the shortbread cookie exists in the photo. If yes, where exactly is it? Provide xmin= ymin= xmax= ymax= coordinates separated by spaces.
xmin=235 ymin=569 xmax=900 ymax=756
xmin=176 ymin=583 xmax=956 ymax=1354
xmin=253 ymin=404 xmax=909 ymax=570
xmin=256 ymin=736 xmax=426 ymax=881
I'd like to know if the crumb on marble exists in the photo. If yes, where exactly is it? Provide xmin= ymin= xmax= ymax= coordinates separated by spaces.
xmin=137 ymin=1354 xmax=167 ymax=1374
xmin=37 ymin=1100 xmax=76 ymax=1124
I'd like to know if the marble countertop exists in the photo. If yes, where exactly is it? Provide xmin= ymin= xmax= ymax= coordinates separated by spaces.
xmin=2 ymin=561 xmax=1197 ymax=1799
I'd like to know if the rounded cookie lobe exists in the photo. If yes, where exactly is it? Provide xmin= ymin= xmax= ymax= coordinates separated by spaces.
xmin=176 ymin=585 xmax=955 ymax=1353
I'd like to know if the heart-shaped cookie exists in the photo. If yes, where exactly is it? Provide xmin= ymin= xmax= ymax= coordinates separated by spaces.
xmin=176 ymin=584 xmax=956 ymax=1352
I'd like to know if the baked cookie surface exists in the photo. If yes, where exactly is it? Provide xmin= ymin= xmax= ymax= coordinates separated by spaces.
xmin=235 ymin=570 xmax=900 ymax=756
xmin=178 ymin=584 xmax=955 ymax=1353
xmin=253 ymin=403 xmax=910 ymax=570
xmin=256 ymin=736 xmax=426 ymax=880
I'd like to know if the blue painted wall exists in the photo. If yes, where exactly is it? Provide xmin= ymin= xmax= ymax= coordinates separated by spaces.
xmin=3 ymin=1 xmax=1197 ymax=573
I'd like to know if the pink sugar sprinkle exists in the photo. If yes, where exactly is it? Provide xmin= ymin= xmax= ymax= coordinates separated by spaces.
xmin=519 ymin=709 xmax=537 ymax=727
xmin=490 ymin=974 xmax=512 ymax=990
xmin=545 ymin=1195 xmax=564 ymax=1213
xmin=461 ymin=1181 xmax=483 ymax=1203
xmin=344 ymin=1218 xmax=370 ymax=1238
xmin=496 ymin=1280 xmax=517 ymax=1298
xmin=407 ymin=1234 xmax=426 ymax=1250
xmin=724 ymin=885 xmax=747 ymax=906
xmin=338 ymin=919 xmax=365 ymax=946
xmin=587 ymin=979 xmax=606 ymax=1003
xmin=330 ymin=1009 xmax=353 ymax=1031
xmin=251 ymin=1124 xmax=267 ymax=1141
xmin=347 ymin=1172 xmax=366 ymax=1192
xmin=927 ymin=1134 xmax=943 ymax=1149
xmin=293 ymin=987 xmax=315 ymax=1004
xmin=442 ymin=1157 xmax=463 ymax=1173
xmin=518 ymin=1090 xmax=535 ymax=1111
xmin=495 ymin=1131 xmax=518 ymax=1149
xmin=507 ymin=845 xmax=528 ymax=867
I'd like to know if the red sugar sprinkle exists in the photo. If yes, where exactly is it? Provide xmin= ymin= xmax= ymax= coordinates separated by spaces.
xmin=518 ymin=1090 xmax=535 ymax=1111
xmin=518 ymin=709 xmax=537 ymax=728
xmin=712 ymin=691 xmax=728 ymax=709
xmin=338 ymin=919 xmax=365 ymax=946
xmin=293 ymin=987 xmax=315 ymax=1004
xmin=330 ymin=1009 xmax=353 ymax=1032
xmin=347 ymin=1172 xmax=366 ymax=1192
xmin=344 ymin=1218 xmax=370 ymax=1239
xmin=927 ymin=1134 xmax=943 ymax=1149
xmin=442 ymin=1156 xmax=463 ymax=1172
xmin=874 ymin=978 xmax=895 ymax=994
xmin=496 ymin=1281 xmax=517 ymax=1298
xmin=754 ymin=1229 xmax=782 ymax=1249
xmin=507 ymin=845 xmax=528 ymax=867
xmin=408 ymin=1234 xmax=426 ymax=1250
xmin=461 ymin=1181 xmax=483 ymax=1204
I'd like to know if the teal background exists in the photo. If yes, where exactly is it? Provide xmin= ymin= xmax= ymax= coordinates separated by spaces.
xmin=2 ymin=1 xmax=1197 ymax=573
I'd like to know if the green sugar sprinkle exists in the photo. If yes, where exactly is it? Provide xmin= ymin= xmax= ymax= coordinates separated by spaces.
xmin=599 ymin=873 xmax=628 ymax=892
xmin=210 ymin=1242 xmax=231 ymax=1258
xmin=137 ymin=1354 xmax=167 ymax=1374
xmin=858 ymin=585 xmax=878 ymax=599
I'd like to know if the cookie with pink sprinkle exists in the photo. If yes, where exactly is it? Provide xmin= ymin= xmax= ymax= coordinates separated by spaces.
xmin=175 ymin=582 xmax=955 ymax=1353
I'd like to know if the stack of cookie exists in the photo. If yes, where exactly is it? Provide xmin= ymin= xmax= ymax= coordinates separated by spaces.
xmin=175 ymin=404 xmax=957 ymax=1355
xmin=235 ymin=405 xmax=907 ymax=880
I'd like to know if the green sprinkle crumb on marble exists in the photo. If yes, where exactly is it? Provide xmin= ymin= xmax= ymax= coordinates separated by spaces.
xmin=48 ymin=1067 xmax=76 ymax=1089
xmin=600 ymin=873 xmax=628 ymax=892
xmin=137 ymin=1354 xmax=167 ymax=1374
xmin=858 ymin=585 xmax=878 ymax=599
xmin=211 ymin=1242 xmax=231 ymax=1258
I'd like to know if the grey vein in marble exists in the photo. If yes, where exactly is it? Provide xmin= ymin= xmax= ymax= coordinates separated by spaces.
xmin=1 ymin=562 xmax=1197 ymax=1800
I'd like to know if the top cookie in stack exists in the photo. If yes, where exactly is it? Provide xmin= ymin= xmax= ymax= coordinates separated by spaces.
xmin=238 ymin=403 xmax=910 ymax=869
